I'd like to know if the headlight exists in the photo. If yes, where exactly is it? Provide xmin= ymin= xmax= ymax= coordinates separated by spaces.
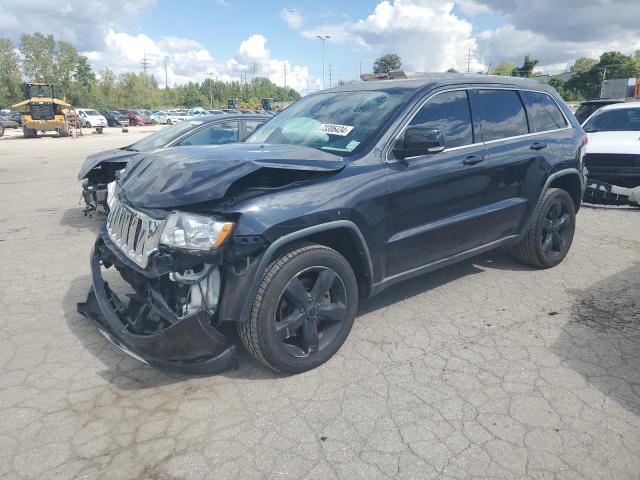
xmin=160 ymin=212 xmax=234 ymax=251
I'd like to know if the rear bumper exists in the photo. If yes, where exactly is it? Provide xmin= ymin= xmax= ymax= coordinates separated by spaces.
xmin=77 ymin=237 xmax=238 ymax=374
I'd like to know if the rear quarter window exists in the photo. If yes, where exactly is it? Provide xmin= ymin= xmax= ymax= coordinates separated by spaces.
xmin=521 ymin=91 xmax=567 ymax=132
xmin=476 ymin=89 xmax=529 ymax=142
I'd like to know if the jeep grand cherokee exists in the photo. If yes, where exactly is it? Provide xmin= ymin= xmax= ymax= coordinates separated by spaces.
xmin=78 ymin=75 xmax=586 ymax=374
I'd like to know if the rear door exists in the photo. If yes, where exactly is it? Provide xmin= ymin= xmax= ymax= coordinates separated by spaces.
xmin=471 ymin=88 xmax=556 ymax=242
xmin=385 ymin=89 xmax=490 ymax=276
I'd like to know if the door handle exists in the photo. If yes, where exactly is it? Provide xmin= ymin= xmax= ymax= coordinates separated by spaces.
xmin=463 ymin=155 xmax=485 ymax=165
xmin=530 ymin=142 xmax=548 ymax=150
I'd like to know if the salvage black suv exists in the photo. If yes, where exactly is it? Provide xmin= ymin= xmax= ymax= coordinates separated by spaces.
xmin=78 ymin=76 xmax=586 ymax=374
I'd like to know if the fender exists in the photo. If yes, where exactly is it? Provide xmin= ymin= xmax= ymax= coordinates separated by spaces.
xmin=518 ymin=167 xmax=583 ymax=239
xmin=237 ymin=220 xmax=374 ymax=324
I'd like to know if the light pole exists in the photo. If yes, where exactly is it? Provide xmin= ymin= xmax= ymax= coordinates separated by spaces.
xmin=207 ymin=71 xmax=213 ymax=108
xmin=316 ymin=35 xmax=330 ymax=89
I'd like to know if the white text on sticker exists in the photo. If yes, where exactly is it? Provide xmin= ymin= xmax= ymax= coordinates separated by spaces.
xmin=319 ymin=124 xmax=354 ymax=136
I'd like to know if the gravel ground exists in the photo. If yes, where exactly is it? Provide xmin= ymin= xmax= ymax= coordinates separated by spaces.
xmin=0 ymin=129 xmax=639 ymax=480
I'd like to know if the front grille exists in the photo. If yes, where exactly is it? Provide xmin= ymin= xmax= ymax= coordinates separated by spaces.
xmin=29 ymin=102 xmax=54 ymax=120
xmin=106 ymin=200 xmax=165 ymax=268
xmin=584 ymin=153 xmax=640 ymax=168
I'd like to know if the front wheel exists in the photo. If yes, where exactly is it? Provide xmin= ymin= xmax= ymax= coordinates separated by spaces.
xmin=238 ymin=244 xmax=358 ymax=374
xmin=510 ymin=188 xmax=576 ymax=268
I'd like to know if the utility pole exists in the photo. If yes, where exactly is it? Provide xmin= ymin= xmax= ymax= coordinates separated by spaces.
xmin=466 ymin=48 xmax=471 ymax=74
xmin=316 ymin=35 xmax=330 ymax=89
xmin=328 ymin=61 xmax=332 ymax=89
xmin=163 ymin=57 xmax=168 ymax=89
xmin=252 ymin=58 xmax=257 ymax=82
xmin=141 ymin=51 xmax=149 ymax=76
xmin=283 ymin=63 xmax=287 ymax=88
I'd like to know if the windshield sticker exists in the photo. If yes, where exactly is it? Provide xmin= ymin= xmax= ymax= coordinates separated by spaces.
xmin=345 ymin=140 xmax=360 ymax=151
xmin=319 ymin=123 xmax=354 ymax=136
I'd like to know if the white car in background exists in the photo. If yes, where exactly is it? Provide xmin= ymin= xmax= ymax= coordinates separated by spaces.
xmin=582 ymin=102 xmax=640 ymax=188
xmin=151 ymin=111 xmax=183 ymax=125
xmin=77 ymin=109 xmax=108 ymax=128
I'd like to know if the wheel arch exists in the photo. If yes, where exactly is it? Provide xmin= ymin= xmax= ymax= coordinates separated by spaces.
xmin=549 ymin=171 xmax=583 ymax=212
xmin=237 ymin=221 xmax=374 ymax=324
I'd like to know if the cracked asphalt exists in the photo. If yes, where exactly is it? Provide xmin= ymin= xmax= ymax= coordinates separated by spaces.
xmin=1 ymin=128 xmax=639 ymax=480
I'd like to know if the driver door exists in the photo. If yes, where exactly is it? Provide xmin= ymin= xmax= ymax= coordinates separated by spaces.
xmin=384 ymin=89 xmax=490 ymax=276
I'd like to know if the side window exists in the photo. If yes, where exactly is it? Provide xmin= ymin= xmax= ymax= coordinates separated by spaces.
xmin=409 ymin=90 xmax=473 ymax=148
xmin=476 ymin=90 xmax=529 ymax=141
xmin=180 ymin=121 xmax=239 ymax=146
xmin=520 ymin=91 xmax=567 ymax=132
xmin=244 ymin=120 xmax=265 ymax=137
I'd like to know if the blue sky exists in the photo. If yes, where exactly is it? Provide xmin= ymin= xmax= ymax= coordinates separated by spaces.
xmin=2 ymin=0 xmax=639 ymax=93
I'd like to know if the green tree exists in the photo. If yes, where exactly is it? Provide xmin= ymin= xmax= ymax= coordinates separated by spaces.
xmin=489 ymin=61 xmax=517 ymax=76
xmin=373 ymin=54 xmax=402 ymax=74
xmin=570 ymin=57 xmax=597 ymax=73
xmin=20 ymin=33 xmax=57 ymax=82
xmin=0 ymin=38 xmax=22 ymax=107
xmin=512 ymin=55 xmax=539 ymax=77
xmin=566 ymin=51 xmax=640 ymax=100
xmin=70 ymin=56 xmax=96 ymax=106
xmin=446 ymin=67 xmax=458 ymax=73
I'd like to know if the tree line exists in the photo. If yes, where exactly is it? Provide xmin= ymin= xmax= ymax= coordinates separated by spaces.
xmin=0 ymin=33 xmax=301 ymax=110
xmin=372 ymin=51 xmax=640 ymax=102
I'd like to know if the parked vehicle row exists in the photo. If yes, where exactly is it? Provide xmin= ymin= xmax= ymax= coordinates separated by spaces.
xmin=79 ymin=114 xmax=269 ymax=213
xmin=77 ymin=75 xmax=586 ymax=376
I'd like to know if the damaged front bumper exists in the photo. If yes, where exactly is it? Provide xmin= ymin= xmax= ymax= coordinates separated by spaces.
xmin=77 ymin=232 xmax=239 ymax=374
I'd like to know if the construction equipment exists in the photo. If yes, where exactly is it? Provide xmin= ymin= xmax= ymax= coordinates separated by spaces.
xmin=11 ymin=82 xmax=72 ymax=138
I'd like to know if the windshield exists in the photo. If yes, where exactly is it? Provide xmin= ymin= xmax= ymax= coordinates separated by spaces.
xmin=584 ymin=108 xmax=640 ymax=132
xmin=245 ymin=89 xmax=413 ymax=156
xmin=129 ymin=120 xmax=204 ymax=151
xmin=86 ymin=110 xmax=100 ymax=116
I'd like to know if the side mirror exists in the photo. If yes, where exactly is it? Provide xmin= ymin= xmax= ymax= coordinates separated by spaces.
xmin=394 ymin=126 xmax=445 ymax=159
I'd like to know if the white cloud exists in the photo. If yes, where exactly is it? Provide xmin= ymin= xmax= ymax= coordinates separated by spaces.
xmin=0 ymin=0 xmax=155 ymax=50
xmin=280 ymin=8 xmax=305 ymax=29
xmin=478 ymin=23 xmax=640 ymax=73
xmin=84 ymin=30 xmax=318 ymax=93
xmin=303 ymin=1 xmax=485 ymax=73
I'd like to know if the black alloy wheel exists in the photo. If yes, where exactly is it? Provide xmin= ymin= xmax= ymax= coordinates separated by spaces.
xmin=541 ymin=199 xmax=571 ymax=258
xmin=511 ymin=188 xmax=576 ymax=268
xmin=275 ymin=266 xmax=348 ymax=357
xmin=238 ymin=243 xmax=358 ymax=373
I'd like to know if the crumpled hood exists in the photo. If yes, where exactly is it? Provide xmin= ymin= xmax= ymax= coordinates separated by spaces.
xmin=118 ymin=143 xmax=346 ymax=208
xmin=78 ymin=147 xmax=139 ymax=179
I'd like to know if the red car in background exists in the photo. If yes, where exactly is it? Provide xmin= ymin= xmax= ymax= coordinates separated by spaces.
xmin=115 ymin=109 xmax=149 ymax=126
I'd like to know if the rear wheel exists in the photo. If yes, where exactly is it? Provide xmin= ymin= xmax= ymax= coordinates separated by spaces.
xmin=23 ymin=127 xmax=36 ymax=138
xmin=238 ymin=244 xmax=358 ymax=373
xmin=167 ymin=119 xmax=172 ymax=125
xmin=0 ymin=125 xmax=4 ymax=137
xmin=510 ymin=188 xmax=576 ymax=268
xmin=58 ymin=124 xmax=69 ymax=137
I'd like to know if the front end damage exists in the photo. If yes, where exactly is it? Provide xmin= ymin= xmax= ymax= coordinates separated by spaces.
xmin=77 ymin=207 xmax=266 ymax=373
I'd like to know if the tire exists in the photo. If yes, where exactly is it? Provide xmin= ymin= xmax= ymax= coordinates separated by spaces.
xmin=167 ymin=119 xmax=172 ymax=125
xmin=23 ymin=127 xmax=35 ymax=138
xmin=86 ymin=122 xmax=92 ymax=128
xmin=238 ymin=243 xmax=358 ymax=374
xmin=0 ymin=125 xmax=4 ymax=137
xmin=510 ymin=188 xmax=576 ymax=268
xmin=58 ymin=124 xmax=69 ymax=137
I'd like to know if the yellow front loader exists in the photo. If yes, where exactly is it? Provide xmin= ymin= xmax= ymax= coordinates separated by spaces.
xmin=11 ymin=83 xmax=72 ymax=138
